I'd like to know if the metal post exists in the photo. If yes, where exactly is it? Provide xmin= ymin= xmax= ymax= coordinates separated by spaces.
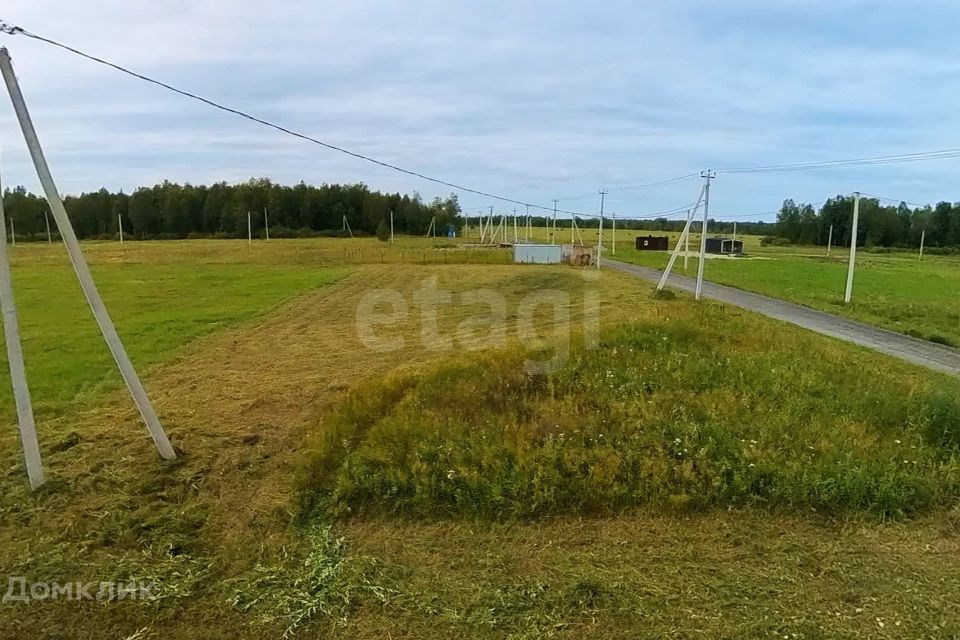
xmin=0 ymin=47 xmax=176 ymax=460
xmin=827 ymin=224 xmax=833 ymax=256
xmin=695 ymin=171 xmax=715 ymax=301
xmin=513 ymin=209 xmax=517 ymax=244
xmin=732 ymin=221 xmax=737 ymax=245
xmin=0 ymin=155 xmax=44 ymax=488
xmin=683 ymin=209 xmax=692 ymax=270
xmin=263 ymin=206 xmax=270 ymax=240
xmin=118 ymin=213 xmax=124 ymax=245
xmin=45 ymin=209 xmax=51 ymax=243
xmin=919 ymin=228 xmax=925 ymax=261
xmin=844 ymin=192 xmax=860 ymax=304
xmin=247 ymin=210 xmax=252 ymax=244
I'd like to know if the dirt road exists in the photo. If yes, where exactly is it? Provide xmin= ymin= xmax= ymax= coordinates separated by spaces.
xmin=608 ymin=260 xmax=960 ymax=377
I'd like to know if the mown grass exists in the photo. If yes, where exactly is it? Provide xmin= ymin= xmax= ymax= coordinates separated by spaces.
xmin=302 ymin=315 xmax=960 ymax=520
xmin=0 ymin=241 xmax=348 ymax=419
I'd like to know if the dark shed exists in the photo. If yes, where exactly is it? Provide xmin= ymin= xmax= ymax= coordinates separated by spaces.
xmin=704 ymin=237 xmax=744 ymax=255
xmin=635 ymin=235 xmax=669 ymax=251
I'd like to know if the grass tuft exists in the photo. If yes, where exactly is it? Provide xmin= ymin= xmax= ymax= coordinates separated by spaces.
xmin=300 ymin=319 xmax=960 ymax=520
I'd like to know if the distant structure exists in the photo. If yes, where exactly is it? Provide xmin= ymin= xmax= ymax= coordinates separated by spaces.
xmin=513 ymin=243 xmax=563 ymax=264
xmin=635 ymin=235 xmax=669 ymax=251
xmin=705 ymin=237 xmax=744 ymax=255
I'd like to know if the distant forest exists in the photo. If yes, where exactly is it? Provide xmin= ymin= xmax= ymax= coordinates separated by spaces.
xmin=2 ymin=180 xmax=958 ymax=249
xmin=1 ymin=179 xmax=463 ymax=240
xmin=773 ymin=195 xmax=959 ymax=249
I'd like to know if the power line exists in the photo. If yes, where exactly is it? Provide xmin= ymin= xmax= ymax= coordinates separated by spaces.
xmin=609 ymin=173 xmax=700 ymax=191
xmin=555 ymin=174 xmax=698 ymax=202
xmin=555 ymin=189 xmax=605 ymax=203
xmin=717 ymin=149 xmax=960 ymax=174
xmin=596 ymin=202 xmax=700 ymax=222
xmin=0 ymin=21 xmax=601 ymax=219
xmin=858 ymin=193 xmax=930 ymax=209
xmin=8 ymin=20 xmax=960 ymax=219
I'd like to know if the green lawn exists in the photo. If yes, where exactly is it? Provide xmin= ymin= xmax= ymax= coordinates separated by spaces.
xmin=613 ymin=244 xmax=960 ymax=346
xmin=0 ymin=241 xmax=348 ymax=418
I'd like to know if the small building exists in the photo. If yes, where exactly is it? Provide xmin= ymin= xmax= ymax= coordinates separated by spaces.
xmin=705 ymin=237 xmax=744 ymax=255
xmin=513 ymin=243 xmax=563 ymax=264
xmin=635 ymin=235 xmax=669 ymax=251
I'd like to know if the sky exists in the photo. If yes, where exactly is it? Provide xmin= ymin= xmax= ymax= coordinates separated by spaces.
xmin=2 ymin=0 xmax=960 ymax=222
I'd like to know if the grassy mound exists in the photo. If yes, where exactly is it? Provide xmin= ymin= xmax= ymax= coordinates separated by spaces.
xmin=300 ymin=318 xmax=960 ymax=520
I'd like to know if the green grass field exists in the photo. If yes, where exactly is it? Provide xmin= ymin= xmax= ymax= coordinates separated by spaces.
xmin=579 ymin=229 xmax=960 ymax=347
xmin=0 ymin=241 xmax=350 ymax=419
xmin=1 ymin=237 xmax=959 ymax=639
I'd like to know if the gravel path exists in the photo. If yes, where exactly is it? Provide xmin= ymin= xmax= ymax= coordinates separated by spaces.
xmin=608 ymin=260 xmax=960 ymax=377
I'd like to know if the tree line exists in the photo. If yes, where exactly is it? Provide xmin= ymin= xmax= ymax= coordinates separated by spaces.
xmin=776 ymin=195 xmax=960 ymax=248
xmin=1 ymin=179 xmax=462 ymax=240
xmin=4 ymin=179 xmax=958 ymax=249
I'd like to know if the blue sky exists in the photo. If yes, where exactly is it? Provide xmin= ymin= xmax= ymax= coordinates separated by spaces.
xmin=2 ymin=0 xmax=960 ymax=221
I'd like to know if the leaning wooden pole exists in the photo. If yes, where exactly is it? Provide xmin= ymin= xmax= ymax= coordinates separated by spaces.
xmin=0 ymin=46 xmax=175 ymax=461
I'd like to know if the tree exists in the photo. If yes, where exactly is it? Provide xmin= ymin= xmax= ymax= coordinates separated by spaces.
xmin=777 ymin=199 xmax=801 ymax=242
xmin=128 ymin=187 xmax=160 ymax=237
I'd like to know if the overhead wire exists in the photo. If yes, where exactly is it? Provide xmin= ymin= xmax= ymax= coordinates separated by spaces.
xmin=0 ymin=21 xmax=604 ymax=218
xmin=717 ymin=149 xmax=960 ymax=174
xmin=5 ymin=20 xmax=960 ymax=218
xmin=555 ymin=173 xmax=699 ymax=203
xmin=858 ymin=193 xmax=930 ymax=209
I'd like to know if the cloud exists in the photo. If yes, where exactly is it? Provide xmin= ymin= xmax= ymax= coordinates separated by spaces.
xmin=1 ymin=0 xmax=960 ymax=219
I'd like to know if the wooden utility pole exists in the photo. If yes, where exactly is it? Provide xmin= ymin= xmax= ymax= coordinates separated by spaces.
xmin=0 ymin=46 xmax=175 ymax=465
xmin=695 ymin=171 xmax=715 ymax=300
xmin=657 ymin=185 xmax=706 ymax=292
xmin=596 ymin=189 xmax=607 ymax=270
xmin=844 ymin=192 xmax=861 ymax=304
xmin=0 ymin=145 xmax=43 ymax=488
xmin=551 ymin=199 xmax=558 ymax=245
